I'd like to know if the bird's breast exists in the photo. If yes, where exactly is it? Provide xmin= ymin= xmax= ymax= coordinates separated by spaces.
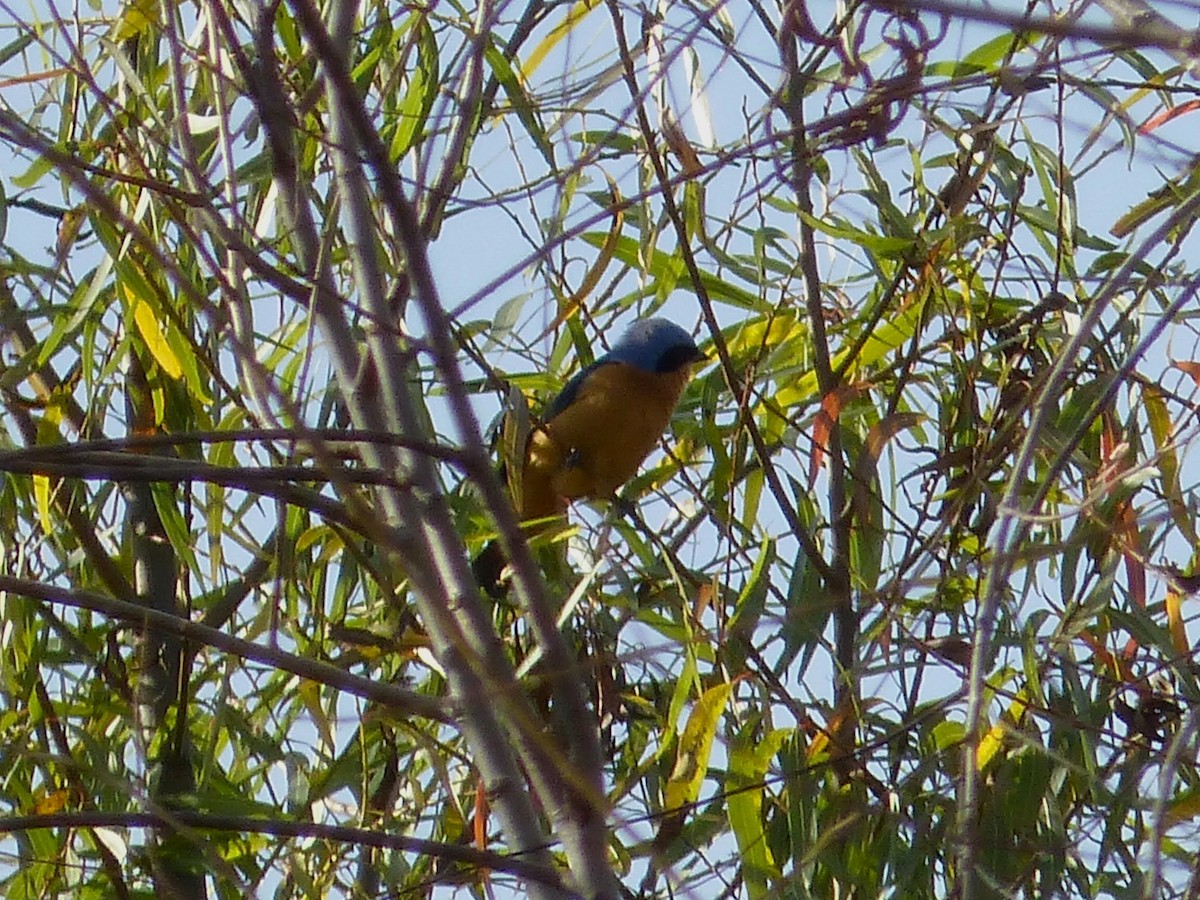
xmin=540 ymin=362 xmax=690 ymax=499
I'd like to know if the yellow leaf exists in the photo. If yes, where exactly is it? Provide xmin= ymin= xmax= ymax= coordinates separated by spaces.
xmin=114 ymin=0 xmax=159 ymax=42
xmin=663 ymin=682 xmax=732 ymax=813
xmin=776 ymin=303 xmax=925 ymax=408
xmin=298 ymin=681 xmax=334 ymax=752
xmin=132 ymin=298 xmax=183 ymax=379
xmin=33 ymin=474 xmax=52 ymax=535
xmin=520 ymin=0 xmax=602 ymax=82
xmin=1167 ymin=589 xmax=1188 ymax=655
xmin=55 ymin=206 xmax=87 ymax=263
xmin=31 ymin=788 xmax=70 ymax=815
xmin=975 ymin=718 xmax=1005 ymax=771
xmin=540 ymin=178 xmax=624 ymax=337
xmin=805 ymin=728 xmax=829 ymax=761
xmin=976 ymin=689 xmax=1029 ymax=770
xmin=1166 ymin=788 xmax=1200 ymax=826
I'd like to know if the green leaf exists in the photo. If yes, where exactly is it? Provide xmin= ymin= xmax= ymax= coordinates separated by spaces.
xmin=152 ymin=482 xmax=200 ymax=573
xmin=10 ymin=151 xmax=56 ymax=190
xmin=797 ymin=210 xmax=918 ymax=258
xmin=726 ymin=540 xmax=773 ymax=671
xmin=485 ymin=40 xmax=554 ymax=166
xmin=573 ymin=130 xmax=639 ymax=154
xmin=729 ymin=727 xmax=791 ymax=897
xmin=581 ymin=233 xmax=762 ymax=309
xmin=962 ymin=33 xmax=1022 ymax=71
xmin=776 ymin=301 xmax=924 ymax=408
xmin=664 ymin=652 xmax=700 ymax=743
xmin=390 ymin=14 xmax=439 ymax=158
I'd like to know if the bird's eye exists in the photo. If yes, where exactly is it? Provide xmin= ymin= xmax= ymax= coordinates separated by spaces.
xmin=657 ymin=343 xmax=703 ymax=373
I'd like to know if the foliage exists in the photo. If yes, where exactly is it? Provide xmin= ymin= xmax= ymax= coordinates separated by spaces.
xmin=0 ymin=0 xmax=1199 ymax=897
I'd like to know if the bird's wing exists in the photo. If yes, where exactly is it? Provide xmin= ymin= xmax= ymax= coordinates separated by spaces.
xmin=539 ymin=362 xmax=689 ymax=499
xmin=544 ymin=360 xmax=605 ymax=422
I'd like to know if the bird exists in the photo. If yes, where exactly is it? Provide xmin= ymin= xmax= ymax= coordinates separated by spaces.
xmin=474 ymin=317 xmax=705 ymax=596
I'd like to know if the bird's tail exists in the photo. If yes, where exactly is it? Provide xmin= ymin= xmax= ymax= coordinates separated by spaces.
xmin=472 ymin=540 xmax=509 ymax=598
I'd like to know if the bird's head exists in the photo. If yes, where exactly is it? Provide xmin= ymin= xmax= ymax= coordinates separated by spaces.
xmin=606 ymin=318 xmax=705 ymax=374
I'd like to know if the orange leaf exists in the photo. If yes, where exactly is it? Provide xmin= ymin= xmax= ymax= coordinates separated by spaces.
xmin=663 ymin=115 xmax=704 ymax=177
xmin=474 ymin=776 xmax=488 ymax=850
xmin=1139 ymin=100 xmax=1200 ymax=134
xmin=809 ymin=392 xmax=840 ymax=487
xmin=1171 ymin=359 xmax=1200 ymax=388
xmin=692 ymin=579 xmax=715 ymax=622
xmin=1167 ymin=589 xmax=1189 ymax=655
xmin=1079 ymin=629 xmax=1132 ymax=683
xmin=1121 ymin=634 xmax=1139 ymax=661
xmin=1115 ymin=502 xmax=1145 ymax=609
xmin=865 ymin=411 xmax=923 ymax=460
xmin=1099 ymin=414 xmax=1121 ymax=464
xmin=808 ymin=384 xmax=866 ymax=487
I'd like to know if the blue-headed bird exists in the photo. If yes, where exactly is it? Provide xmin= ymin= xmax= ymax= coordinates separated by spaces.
xmin=474 ymin=318 xmax=705 ymax=596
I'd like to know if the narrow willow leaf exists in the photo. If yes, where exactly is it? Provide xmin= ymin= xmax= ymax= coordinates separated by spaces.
xmin=776 ymin=304 xmax=923 ymax=408
xmin=33 ymin=474 xmax=52 ymax=536
xmin=131 ymin=297 xmax=184 ymax=380
xmin=582 ymin=233 xmax=761 ymax=308
xmin=151 ymin=483 xmax=200 ymax=573
xmin=729 ymin=728 xmax=791 ymax=897
xmin=1145 ymin=384 xmax=1200 ymax=543
xmin=391 ymin=15 xmax=439 ymax=159
xmin=114 ymin=0 xmax=159 ymax=41
xmin=663 ymin=682 xmax=732 ymax=813
xmin=519 ymin=0 xmax=602 ymax=81
xmin=976 ymin=687 xmax=1028 ymax=771
xmin=542 ymin=179 xmax=624 ymax=333
xmin=484 ymin=42 xmax=554 ymax=164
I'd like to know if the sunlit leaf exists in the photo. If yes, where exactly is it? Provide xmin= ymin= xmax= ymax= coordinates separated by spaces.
xmin=30 ymin=788 xmax=70 ymax=815
xmin=519 ymin=0 xmax=602 ymax=81
xmin=977 ymin=688 xmax=1028 ymax=771
xmin=663 ymin=682 xmax=732 ymax=816
xmin=390 ymin=15 xmax=439 ymax=159
xmin=1166 ymin=589 xmax=1188 ymax=656
xmin=728 ymin=727 xmax=791 ymax=897
xmin=583 ymin=233 xmax=761 ymax=309
xmin=114 ymin=0 xmax=158 ymax=41
xmin=32 ymin=473 xmax=52 ymax=536
xmin=131 ymin=297 xmax=184 ymax=380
